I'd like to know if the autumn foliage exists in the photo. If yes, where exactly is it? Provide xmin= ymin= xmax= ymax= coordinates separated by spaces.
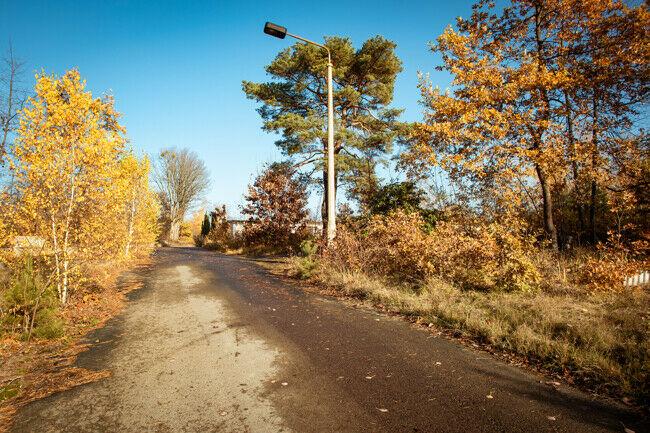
xmin=327 ymin=210 xmax=540 ymax=291
xmin=1 ymin=70 xmax=159 ymax=310
xmin=241 ymin=162 xmax=309 ymax=254
xmin=404 ymin=0 xmax=648 ymax=255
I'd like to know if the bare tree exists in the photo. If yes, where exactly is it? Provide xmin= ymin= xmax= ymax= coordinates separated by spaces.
xmin=153 ymin=148 xmax=210 ymax=241
xmin=0 ymin=42 xmax=27 ymax=166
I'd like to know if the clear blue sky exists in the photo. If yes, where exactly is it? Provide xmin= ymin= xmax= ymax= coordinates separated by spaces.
xmin=1 ymin=0 xmax=476 ymax=218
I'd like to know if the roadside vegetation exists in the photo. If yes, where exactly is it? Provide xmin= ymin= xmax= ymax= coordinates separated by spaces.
xmin=0 ymin=68 xmax=160 ymax=427
xmin=233 ymin=0 xmax=649 ymax=407
xmin=278 ymin=209 xmax=649 ymax=405
xmin=197 ymin=162 xmax=310 ymax=255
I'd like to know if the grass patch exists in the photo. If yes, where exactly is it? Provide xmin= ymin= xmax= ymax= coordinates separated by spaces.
xmin=0 ymin=381 xmax=21 ymax=403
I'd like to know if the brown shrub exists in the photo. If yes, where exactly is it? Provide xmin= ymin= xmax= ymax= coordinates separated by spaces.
xmin=326 ymin=210 xmax=540 ymax=291
xmin=429 ymin=219 xmax=540 ymax=291
xmin=323 ymin=224 xmax=369 ymax=272
xmin=364 ymin=211 xmax=435 ymax=282
xmin=573 ymin=235 xmax=648 ymax=292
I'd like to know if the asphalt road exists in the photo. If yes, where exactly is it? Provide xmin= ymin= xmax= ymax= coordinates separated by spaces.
xmin=11 ymin=247 xmax=647 ymax=433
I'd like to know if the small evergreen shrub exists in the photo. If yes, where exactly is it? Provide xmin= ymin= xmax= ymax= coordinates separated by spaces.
xmin=1 ymin=257 xmax=63 ymax=340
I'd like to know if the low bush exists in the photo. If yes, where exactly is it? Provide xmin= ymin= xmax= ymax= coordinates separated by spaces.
xmin=573 ymin=235 xmax=648 ymax=292
xmin=290 ymin=239 xmax=320 ymax=279
xmin=327 ymin=210 xmax=540 ymax=291
xmin=200 ymin=207 xmax=242 ymax=252
xmin=0 ymin=256 xmax=63 ymax=340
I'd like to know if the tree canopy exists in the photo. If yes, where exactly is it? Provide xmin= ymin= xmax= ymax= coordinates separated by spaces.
xmin=153 ymin=148 xmax=210 ymax=241
xmin=243 ymin=36 xmax=405 ymax=229
xmin=404 ymin=0 xmax=649 ymax=250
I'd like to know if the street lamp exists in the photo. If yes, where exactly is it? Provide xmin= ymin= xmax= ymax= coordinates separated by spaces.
xmin=263 ymin=21 xmax=336 ymax=244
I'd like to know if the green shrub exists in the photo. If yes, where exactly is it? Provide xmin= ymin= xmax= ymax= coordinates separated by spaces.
xmin=1 ymin=256 xmax=63 ymax=340
xmin=293 ymin=239 xmax=319 ymax=279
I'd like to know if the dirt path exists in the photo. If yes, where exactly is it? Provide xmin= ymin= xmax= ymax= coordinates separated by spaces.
xmin=10 ymin=247 xmax=647 ymax=432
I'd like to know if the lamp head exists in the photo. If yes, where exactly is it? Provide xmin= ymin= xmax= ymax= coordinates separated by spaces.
xmin=263 ymin=22 xmax=287 ymax=39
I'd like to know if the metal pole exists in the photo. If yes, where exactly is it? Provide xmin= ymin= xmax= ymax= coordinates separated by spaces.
xmin=326 ymin=54 xmax=336 ymax=244
xmin=278 ymin=30 xmax=336 ymax=244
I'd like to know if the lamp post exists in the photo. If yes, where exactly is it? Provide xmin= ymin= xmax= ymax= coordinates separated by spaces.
xmin=263 ymin=22 xmax=336 ymax=244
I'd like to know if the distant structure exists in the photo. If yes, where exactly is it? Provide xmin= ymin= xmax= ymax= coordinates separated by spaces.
xmin=13 ymin=236 xmax=46 ymax=255
xmin=227 ymin=219 xmax=322 ymax=237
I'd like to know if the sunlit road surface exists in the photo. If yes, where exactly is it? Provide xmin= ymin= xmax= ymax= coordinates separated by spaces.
xmin=11 ymin=247 xmax=646 ymax=433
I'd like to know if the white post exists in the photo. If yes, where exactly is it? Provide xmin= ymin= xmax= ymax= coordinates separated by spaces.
xmin=326 ymin=55 xmax=336 ymax=244
xmin=274 ymin=29 xmax=337 ymax=244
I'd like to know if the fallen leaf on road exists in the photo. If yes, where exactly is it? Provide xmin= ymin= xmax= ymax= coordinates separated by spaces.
xmin=365 ymin=376 xmax=374 ymax=380
xmin=486 ymin=394 xmax=493 ymax=399
xmin=220 ymin=411 xmax=228 ymax=416
xmin=547 ymin=416 xmax=556 ymax=421
xmin=545 ymin=381 xmax=561 ymax=387
xmin=281 ymin=382 xmax=288 ymax=386
xmin=622 ymin=425 xmax=635 ymax=433
xmin=435 ymin=362 xmax=442 ymax=366
xmin=377 ymin=408 xmax=388 ymax=413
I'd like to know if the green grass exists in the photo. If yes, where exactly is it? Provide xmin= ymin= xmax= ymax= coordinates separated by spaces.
xmin=0 ymin=381 xmax=22 ymax=403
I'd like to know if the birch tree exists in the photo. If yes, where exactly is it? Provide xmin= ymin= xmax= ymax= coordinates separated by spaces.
xmin=9 ymin=70 xmax=128 ymax=303
xmin=118 ymin=154 xmax=160 ymax=258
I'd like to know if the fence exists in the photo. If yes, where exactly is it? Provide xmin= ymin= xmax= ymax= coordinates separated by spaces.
xmin=624 ymin=270 xmax=650 ymax=287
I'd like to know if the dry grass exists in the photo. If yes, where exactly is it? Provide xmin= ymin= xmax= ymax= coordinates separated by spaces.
xmin=277 ymin=259 xmax=649 ymax=407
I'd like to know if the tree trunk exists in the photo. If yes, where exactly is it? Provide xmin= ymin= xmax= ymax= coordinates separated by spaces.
xmin=532 ymin=5 xmax=557 ymax=251
xmin=169 ymin=219 xmax=181 ymax=241
xmin=589 ymin=180 xmax=597 ymax=243
xmin=61 ymin=258 xmax=69 ymax=305
xmin=50 ymin=217 xmax=62 ymax=303
xmin=125 ymin=195 xmax=136 ymax=257
xmin=564 ymin=90 xmax=585 ymax=239
xmin=535 ymin=164 xmax=559 ymax=251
